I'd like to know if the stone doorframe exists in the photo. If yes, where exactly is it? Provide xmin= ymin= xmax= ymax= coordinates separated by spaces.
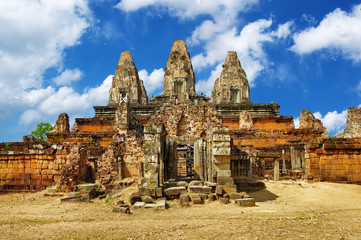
xmin=139 ymin=125 xmax=238 ymax=196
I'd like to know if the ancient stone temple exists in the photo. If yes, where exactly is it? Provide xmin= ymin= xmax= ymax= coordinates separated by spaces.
xmin=211 ymin=51 xmax=250 ymax=104
xmin=1 ymin=40 xmax=361 ymax=193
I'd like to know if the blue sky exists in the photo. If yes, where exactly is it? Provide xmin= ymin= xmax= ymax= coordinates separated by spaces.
xmin=1 ymin=0 xmax=361 ymax=142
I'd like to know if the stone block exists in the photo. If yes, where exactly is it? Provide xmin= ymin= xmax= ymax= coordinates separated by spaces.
xmin=155 ymin=187 xmax=163 ymax=198
xmin=212 ymin=134 xmax=230 ymax=142
xmin=179 ymin=193 xmax=190 ymax=204
xmin=208 ymin=193 xmax=217 ymax=201
xmin=189 ymin=180 xmax=203 ymax=186
xmin=212 ymin=147 xmax=231 ymax=156
xmin=144 ymin=203 xmax=156 ymax=208
xmin=155 ymin=200 xmax=168 ymax=210
xmin=212 ymin=142 xmax=230 ymax=148
xmin=133 ymin=202 xmax=145 ymax=209
xmin=141 ymin=195 xmax=153 ymax=203
xmin=219 ymin=197 xmax=230 ymax=204
xmin=235 ymin=198 xmax=256 ymax=207
xmin=113 ymin=206 xmax=130 ymax=213
xmin=198 ymin=193 xmax=209 ymax=200
xmin=188 ymin=186 xmax=212 ymax=194
xmin=222 ymin=185 xmax=237 ymax=193
xmin=215 ymin=185 xmax=223 ymax=195
xmin=217 ymin=177 xmax=234 ymax=186
xmin=129 ymin=193 xmax=142 ymax=205
xmin=139 ymin=187 xmax=156 ymax=197
xmin=229 ymin=192 xmax=245 ymax=200
xmin=217 ymin=170 xmax=232 ymax=177
xmin=60 ymin=194 xmax=88 ymax=203
xmin=204 ymin=181 xmax=217 ymax=187
xmin=176 ymin=181 xmax=188 ymax=187
xmin=164 ymin=187 xmax=187 ymax=197
xmin=189 ymin=194 xmax=203 ymax=204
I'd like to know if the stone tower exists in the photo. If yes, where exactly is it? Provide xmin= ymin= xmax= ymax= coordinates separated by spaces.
xmin=108 ymin=51 xmax=148 ymax=106
xmin=162 ymin=40 xmax=197 ymax=102
xmin=211 ymin=51 xmax=250 ymax=104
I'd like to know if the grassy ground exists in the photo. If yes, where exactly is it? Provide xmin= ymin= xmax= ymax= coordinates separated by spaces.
xmin=1 ymin=181 xmax=361 ymax=240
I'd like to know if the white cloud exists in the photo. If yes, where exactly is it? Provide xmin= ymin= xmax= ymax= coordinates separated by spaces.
xmin=272 ymin=21 xmax=294 ymax=39
xmin=187 ymin=19 xmax=232 ymax=46
xmin=301 ymin=13 xmax=317 ymax=26
xmin=294 ymin=117 xmax=300 ymax=128
xmin=23 ymin=87 xmax=56 ymax=106
xmin=0 ymin=0 xmax=92 ymax=121
xmin=191 ymin=19 xmax=293 ymax=88
xmin=20 ymin=110 xmax=43 ymax=125
xmin=20 ymin=75 xmax=112 ymax=125
xmin=313 ymin=110 xmax=348 ymax=134
xmin=53 ymin=68 xmax=83 ymax=86
xmin=117 ymin=0 xmax=292 ymax=96
xmin=139 ymin=68 xmax=164 ymax=96
xmin=116 ymin=0 xmax=259 ymax=20
xmin=291 ymin=4 xmax=361 ymax=62
xmin=196 ymin=63 xmax=222 ymax=96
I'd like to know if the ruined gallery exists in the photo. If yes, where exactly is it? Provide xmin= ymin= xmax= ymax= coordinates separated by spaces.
xmin=1 ymin=40 xmax=361 ymax=196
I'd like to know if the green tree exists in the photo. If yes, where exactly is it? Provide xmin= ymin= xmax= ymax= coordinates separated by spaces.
xmin=31 ymin=123 xmax=53 ymax=142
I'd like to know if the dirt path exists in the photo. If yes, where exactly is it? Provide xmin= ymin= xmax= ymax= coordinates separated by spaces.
xmin=1 ymin=181 xmax=361 ymax=240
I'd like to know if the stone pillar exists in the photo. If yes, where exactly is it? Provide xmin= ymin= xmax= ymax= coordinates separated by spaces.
xmin=115 ymin=102 xmax=129 ymax=134
xmin=140 ymin=125 xmax=164 ymax=196
xmin=282 ymin=149 xmax=287 ymax=173
xmin=301 ymin=151 xmax=306 ymax=170
xmin=290 ymin=146 xmax=295 ymax=170
xmin=295 ymin=150 xmax=301 ymax=169
xmin=274 ymin=158 xmax=279 ymax=181
xmin=194 ymin=139 xmax=205 ymax=181
xmin=247 ymin=156 xmax=253 ymax=180
xmin=117 ymin=157 xmax=122 ymax=181
xmin=210 ymin=127 xmax=237 ymax=193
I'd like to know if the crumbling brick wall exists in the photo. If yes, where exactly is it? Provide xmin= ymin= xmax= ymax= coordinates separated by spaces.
xmin=0 ymin=142 xmax=72 ymax=191
xmin=305 ymin=138 xmax=361 ymax=184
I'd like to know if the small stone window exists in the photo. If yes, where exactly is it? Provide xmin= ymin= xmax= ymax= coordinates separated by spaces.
xmin=230 ymin=86 xmax=240 ymax=103
xmin=173 ymin=77 xmax=185 ymax=94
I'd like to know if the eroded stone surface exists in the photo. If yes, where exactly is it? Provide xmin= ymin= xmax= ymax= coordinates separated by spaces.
xmin=299 ymin=109 xmax=328 ymax=137
xmin=211 ymin=51 xmax=250 ymax=104
xmin=108 ymin=51 xmax=148 ymax=106
xmin=239 ymin=111 xmax=253 ymax=129
xmin=52 ymin=113 xmax=70 ymax=133
xmin=338 ymin=106 xmax=361 ymax=138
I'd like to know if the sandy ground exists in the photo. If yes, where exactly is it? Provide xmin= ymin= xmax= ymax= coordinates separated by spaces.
xmin=1 ymin=181 xmax=361 ymax=240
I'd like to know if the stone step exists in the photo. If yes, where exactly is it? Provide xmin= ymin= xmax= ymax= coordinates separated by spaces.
xmin=235 ymin=198 xmax=256 ymax=207
xmin=188 ymin=186 xmax=212 ymax=194
xmin=164 ymin=186 xmax=187 ymax=197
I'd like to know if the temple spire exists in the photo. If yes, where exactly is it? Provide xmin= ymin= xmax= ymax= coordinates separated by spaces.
xmin=211 ymin=51 xmax=250 ymax=104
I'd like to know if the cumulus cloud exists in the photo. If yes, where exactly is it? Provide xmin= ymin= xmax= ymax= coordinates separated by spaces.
xmin=53 ymin=68 xmax=83 ymax=86
xmin=116 ymin=0 xmax=259 ymax=20
xmin=0 ymin=0 xmax=92 ymax=121
xmin=291 ymin=4 xmax=361 ymax=62
xmin=192 ymin=19 xmax=293 ymax=90
xmin=314 ymin=110 xmax=348 ymax=135
xmin=196 ymin=64 xmax=223 ymax=96
xmin=139 ymin=68 xmax=164 ymax=96
xmin=20 ymin=75 xmax=112 ymax=125
xmin=116 ymin=0 xmax=293 ymax=96
xmin=294 ymin=117 xmax=300 ymax=129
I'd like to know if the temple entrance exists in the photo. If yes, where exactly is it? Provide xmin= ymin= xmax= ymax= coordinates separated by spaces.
xmin=176 ymin=143 xmax=196 ymax=180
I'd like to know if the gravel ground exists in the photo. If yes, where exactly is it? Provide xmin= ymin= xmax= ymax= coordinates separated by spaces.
xmin=1 ymin=181 xmax=361 ymax=240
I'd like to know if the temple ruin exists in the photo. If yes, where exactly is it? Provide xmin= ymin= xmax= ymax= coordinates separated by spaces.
xmin=1 ymin=40 xmax=361 ymax=195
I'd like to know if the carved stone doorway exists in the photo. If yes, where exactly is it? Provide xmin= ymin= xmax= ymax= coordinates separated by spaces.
xmin=176 ymin=143 xmax=196 ymax=180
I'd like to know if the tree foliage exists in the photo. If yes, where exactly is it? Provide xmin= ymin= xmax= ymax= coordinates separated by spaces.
xmin=31 ymin=122 xmax=53 ymax=142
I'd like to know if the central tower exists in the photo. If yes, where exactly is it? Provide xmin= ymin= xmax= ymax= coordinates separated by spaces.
xmin=162 ymin=40 xmax=196 ymax=99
